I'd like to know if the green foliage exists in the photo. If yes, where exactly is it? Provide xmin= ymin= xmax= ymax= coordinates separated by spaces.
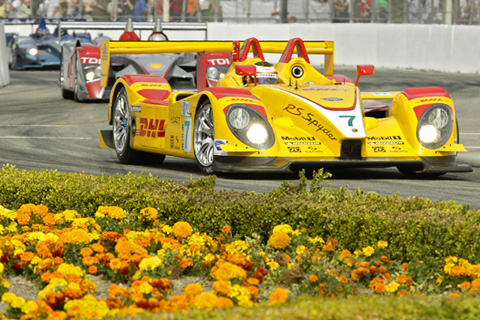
xmin=1 ymin=164 xmax=479 ymax=263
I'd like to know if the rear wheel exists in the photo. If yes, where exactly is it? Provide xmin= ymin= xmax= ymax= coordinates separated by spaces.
xmin=59 ymin=60 xmax=73 ymax=99
xmin=8 ymin=44 xmax=17 ymax=70
xmin=112 ymin=88 xmax=165 ymax=165
xmin=194 ymin=101 xmax=215 ymax=174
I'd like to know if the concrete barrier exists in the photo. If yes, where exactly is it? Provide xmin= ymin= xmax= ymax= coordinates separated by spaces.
xmin=0 ymin=23 xmax=10 ymax=87
xmin=2 ymin=22 xmax=480 ymax=75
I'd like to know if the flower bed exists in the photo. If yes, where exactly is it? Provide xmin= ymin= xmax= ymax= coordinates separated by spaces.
xmin=0 ymin=203 xmax=478 ymax=319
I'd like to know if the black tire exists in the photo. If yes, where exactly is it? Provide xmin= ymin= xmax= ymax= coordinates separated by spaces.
xmin=396 ymin=165 xmax=446 ymax=177
xmin=59 ymin=59 xmax=73 ymax=99
xmin=193 ymin=101 xmax=215 ymax=174
xmin=112 ymin=88 xmax=166 ymax=165
xmin=73 ymin=76 xmax=82 ymax=102
xmin=8 ymin=44 xmax=17 ymax=70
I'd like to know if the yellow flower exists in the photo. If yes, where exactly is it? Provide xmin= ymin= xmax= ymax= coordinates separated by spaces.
xmin=377 ymin=240 xmax=388 ymax=249
xmin=308 ymin=236 xmax=325 ymax=245
xmin=194 ymin=292 xmax=218 ymax=310
xmin=272 ymin=224 xmax=293 ymax=234
xmin=296 ymin=245 xmax=308 ymax=255
xmin=269 ymin=232 xmax=291 ymax=250
xmin=269 ymin=288 xmax=289 ymax=306
xmin=139 ymin=207 xmax=158 ymax=222
xmin=214 ymin=262 xmax=247 ymax=281
xmin=21 ymin=301 xmax=39 ymax=314
xmin=172 ymin=222 xmax=193 ymax=239
xmin=362 ymin=246 xmax=375 ymax=257
xmin=139 ymin=256 xmax=164 ymax=271
xmin=386 ymin=281 xmax=400 ymax=293
xmin=184 ymin=283 xmax=203 ymax=296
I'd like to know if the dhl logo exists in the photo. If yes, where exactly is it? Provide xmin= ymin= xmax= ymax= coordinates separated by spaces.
xmin=137 ymin=118 xmax=166 ymax=138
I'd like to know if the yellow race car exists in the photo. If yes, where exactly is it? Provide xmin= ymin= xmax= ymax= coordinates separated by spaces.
xmin=99 ymin=37 xmax=472 ymax=176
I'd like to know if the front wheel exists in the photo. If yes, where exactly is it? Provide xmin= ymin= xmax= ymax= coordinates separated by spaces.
xmin=112 ymin=88 xmax=165 ymax=165
xmin=194 ymin=101 xmax=215 ymax=174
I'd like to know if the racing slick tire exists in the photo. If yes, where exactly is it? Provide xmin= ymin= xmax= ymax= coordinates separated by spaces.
xmin=112 ymin=87 xmax=165 ymax=165
xmin=73 ymin=76 xmax=82 ymax=102
xmin=194 ymin=101 xmax=215 ymax=174
xmin=59 ymin=61 xmax=73 ymax=99
xmin=8 ymin=44 xmax=17 ymax=70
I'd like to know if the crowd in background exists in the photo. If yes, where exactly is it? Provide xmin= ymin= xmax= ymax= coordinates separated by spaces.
xmin=0 ymin=0 xmax=478 ymax=25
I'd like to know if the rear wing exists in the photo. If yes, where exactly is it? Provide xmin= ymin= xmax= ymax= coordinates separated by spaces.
xmin=99 ymin=39 xmax=335 ymax=87
xmin=57 ymin=21 xmax=208 ymax=43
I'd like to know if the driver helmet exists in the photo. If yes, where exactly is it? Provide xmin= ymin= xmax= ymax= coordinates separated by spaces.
xmin=148 ymin=18 xmax=169 ymax=41
xmin=35 ymin=26 xmax=49 ymax=38
xmin=254 ymin=61 xmax=278 ymax=84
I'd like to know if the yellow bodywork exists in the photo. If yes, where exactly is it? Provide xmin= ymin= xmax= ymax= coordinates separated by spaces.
xmin=99 ymin=38 xmax=470 ymax=173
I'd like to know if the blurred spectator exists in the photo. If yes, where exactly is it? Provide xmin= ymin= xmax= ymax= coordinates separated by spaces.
xmin=333 ymin=0 xmax=349 ymax=22
xmin=458 ymin=0 xmax=478 ymax=23
xmin=288 ymin=15 xmax=296 ymax=22
xmin=186 ymin=0 xmax=197 ymax=21
xmin=90 ymin=0 xmax=109 ymax=21
xmin=133 ymin=0 xmax=147 ymax=21
xmin=0 ymin=0 xmax=5 ymax=18
xmin=408 ymin=0 xmax=423 ymax=23
xmin=59 ymin=0 xmax=68 ymax=16
xmin=170 ymin=0 xmax=182 ymax=21
xmin=377 ymin=0 xmax=388 ymax=22
xmin=423 ymin=0 xmax=442 ymax=23
xmin=358 ymin=0 xmax=371 ymax=21
xmin=199 ymin=0 xmax=215 ymax=21
xmin=21 ymin=0 xmax=31 ymax=17
xmin=82 ymin=0 xmax=94 ymax=20
xmin=45 ymin=0 xmax=60 ymax=18
xmin=8 ymin=0 xmax=23 ymax=17
xmin=119 ymin=0 xmax=134 ymax=20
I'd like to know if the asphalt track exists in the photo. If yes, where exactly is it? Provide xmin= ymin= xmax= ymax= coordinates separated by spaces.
xmin=0 ymin=68 xmax=479 ymax=209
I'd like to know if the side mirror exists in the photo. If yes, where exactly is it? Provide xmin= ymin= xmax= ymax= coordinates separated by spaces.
xmin=355 ymin=64 xmax=374 ymax=86
xmin=235 ymin=65 xmax=257 ymax=85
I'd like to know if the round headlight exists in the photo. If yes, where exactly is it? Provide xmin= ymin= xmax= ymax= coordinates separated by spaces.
xmin=246 ymin=123 xmax=268 ymax=144
xmin=417 ymin=104 xmax=453 ymax=149
xmin=28 ymin=48 xmax=38 ymax=56
xmin=228 ymin=107 xmax=250 ymax=130
xmin=226 ymin=104 xmax=275 ymax=150
xmin=85 ymin=71 xmax=95 ymax=82
xmin=207 ymin=67 xmax=219 ymax=80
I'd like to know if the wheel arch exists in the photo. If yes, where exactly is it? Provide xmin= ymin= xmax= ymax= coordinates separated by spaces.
xmin=108 ymin=81 xmax=127 ymax=125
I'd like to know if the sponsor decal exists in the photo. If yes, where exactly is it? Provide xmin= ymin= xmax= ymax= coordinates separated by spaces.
xmin=368 ymin=141 xmax=404 ymax=145
xmin=281 ymin=136 xmax=317 ymax=141
xmin=371 ymin=92 xmax=392 ymax=96
xmin=170 ymin=116 xmax=181 ymax=125
xmin=287 ymin=146 xmax=301 ymax=153
xmin=367 ymin=136 xmax=404 ymax=145
xmin=285 ymin=142 xmax=322 ymax=145
xmin=181 ymin=101 xmax=190 ymax=117
xmin=229 ymin=98 xmax=258 ymax=103
xmin=101 ymin=42 xmax=108 ymax=60
xmin=80 ymin=57 xmax=100 ymax=65
xmin=136 ymin=118 xmax=165 ymax=138
xmin=390 ymin=146 xmax=407 ymax=153
xmin=170 ymin=135 xmax=181 ymax=150
xmin=305 ymin=146 xmax=322 ymax=153
xmin=131 ymin=106 xmax=141 ymax=113
xmin=284 ymin=104 xmax=338 ymax=141
xmin=373 ymin=146 xmax=386 ymax=152
xmin=322 ymin=97 xmax=343 ymax=101
xmin=208 ymin=58 xmax=230 ymax=66
xmin=214 ymin=140 xmax=227 ymax=156
xmin=182 ymin=116 xmax=192 ymax=152
xmin=149 ymin=63 xmax=163 ymax=69
xmin=419 ymin=98 xmax=444 ymax=103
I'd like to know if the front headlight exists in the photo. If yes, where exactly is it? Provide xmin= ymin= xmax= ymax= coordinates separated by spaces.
xmin=226 ymin=104 xmax=274 ymax=149
xmin=417 ymin=104 xmax=453 ymax=149
xmin=28 ymin=48 xmax=38 ymax=56
xmin=84 ymin=65 xmax=101 ymax=82
xmin=207 ymin=67 xmax=219 ymax=80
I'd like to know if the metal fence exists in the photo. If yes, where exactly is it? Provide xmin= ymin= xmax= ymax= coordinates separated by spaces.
xmin=0 ymin=0 xmax=478 ymax=25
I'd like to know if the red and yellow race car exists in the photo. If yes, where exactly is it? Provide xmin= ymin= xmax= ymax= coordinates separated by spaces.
xmin=99 ymin=37 xmax=472 ymax=176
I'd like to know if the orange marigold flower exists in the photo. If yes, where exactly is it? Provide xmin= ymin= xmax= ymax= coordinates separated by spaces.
xmin=88 ymin=265 xmax=98 ymax=274
xmin=17 ymin=204 xmax=36 ymax=215
xmin=17 ymin=212 xmax=31 ymax=226
xmin=309 ymin=274 xmax=319 ymax=283
xmin=109 ymin=258 xmax=122 ymax=271
xmin=268 ymin=232 xmax=291 ymax=250
xmin=172 ymin=222 xmax=193 ymax=240
xmin=36 ymin=204 xmax=49 ymax=217
xmin=179 ymin=258 xmax=194 ymax=269
xmin=248 ymin=285 xmax=259 ymax=298
xmin=21 ymin=251 xmax=35 ymax=263
xmin=194 ymin=292 xmax=217 ymax=310
xmin=269 ymin=288 xmax=289 ymax=306
xmin=221 ymin=226 xmax=231 ymax=234
xmin=397 ymin=289 xmax=409 ymax=297
xmin=246 ymin=277 xmax=260 ymax=286
xmin=184 ymin=283 xmax=203 ymax=296
xmin=337 ymin=274 xmax=348 ymax=285
xmin=213 ymin=281 xmax=230 ymax=296
xmin=43 ymin=213 xmax=56 ymax=227
xmin=447 ymin=292 xmax=460 ymax=298
xmin=91 ymin=243 xmax=106 ymax=253
xmin=339 ymin=249 xmax=352 ymax=258
xmin=460 ymin=281 xmax=471 ymax=291
xmin=80 ymin=247 xmax=93 ymax=257
xmin=215 ymin=297 xmax=234 ymax=308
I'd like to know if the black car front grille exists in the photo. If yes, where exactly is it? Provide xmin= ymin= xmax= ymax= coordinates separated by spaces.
xmin=340 ymin=140 xmax=362 ymax=160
